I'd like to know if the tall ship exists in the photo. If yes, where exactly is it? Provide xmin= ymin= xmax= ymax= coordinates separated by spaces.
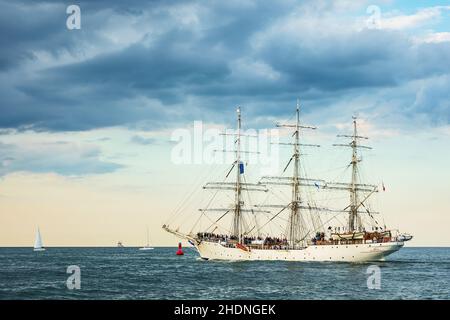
xmin=163 ymin=103 xmax=412 ymax=262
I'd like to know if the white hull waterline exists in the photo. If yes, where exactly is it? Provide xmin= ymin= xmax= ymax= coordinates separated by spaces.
xmin=194 ymin=240 xmax=403 ymax=262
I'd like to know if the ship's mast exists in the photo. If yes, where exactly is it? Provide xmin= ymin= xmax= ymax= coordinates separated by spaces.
xmin=349 ymin=117 xmax=359 ymax=232
xmin=259 ymin=100 xmax=320 ymax=248
xmin=331 ymin=117 xmax=374 ymax=233
xmin=289 ymin=102 xmax=301 ymax=247
xmin=163 ymin=107 xmax=268 ymax=243
xmin=199 ymin=107 xmax=268 ymax=242
xmin=233 ymin=107 xmax=242 ymax=242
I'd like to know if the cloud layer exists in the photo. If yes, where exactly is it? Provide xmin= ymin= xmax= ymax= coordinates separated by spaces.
xmin=0 ymin=0 xmax=449 ymax=176
xmin=0 ymin=0 xmax=449 ymax=133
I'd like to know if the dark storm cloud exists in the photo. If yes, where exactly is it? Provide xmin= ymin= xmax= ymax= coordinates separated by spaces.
xmin=0 ymin=0 xmax=449 ymax=132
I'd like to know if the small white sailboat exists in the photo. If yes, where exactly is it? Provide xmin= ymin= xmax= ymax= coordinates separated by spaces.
xmin=33 ymin=227 xmax=45 ymax=252
xmin=139 ymin=227 xmax=154 ymax=251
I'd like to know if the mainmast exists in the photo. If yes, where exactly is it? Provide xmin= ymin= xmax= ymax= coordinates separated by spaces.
xmin=260 ymin=100 xmax=320 ymax=248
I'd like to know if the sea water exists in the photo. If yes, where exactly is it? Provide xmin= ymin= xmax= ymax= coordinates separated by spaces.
xmin=0 ymin=247 xmax=448 ymax=299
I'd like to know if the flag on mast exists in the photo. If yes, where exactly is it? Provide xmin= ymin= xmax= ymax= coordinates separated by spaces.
xmin=239 ymin=162 xmax=244 ymax=174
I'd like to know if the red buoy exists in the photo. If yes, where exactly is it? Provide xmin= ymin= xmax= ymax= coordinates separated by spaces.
xmin=176 ymin=242 xmax=184 ymax=255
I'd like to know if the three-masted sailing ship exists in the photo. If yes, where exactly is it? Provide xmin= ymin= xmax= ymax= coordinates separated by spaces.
xmin=163 ymin=103 xmax=412 ymax=262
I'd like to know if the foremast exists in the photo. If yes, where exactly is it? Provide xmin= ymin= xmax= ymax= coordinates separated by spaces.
xmin=289 ymin=102 xmax=301 ymax=248
xmin=233 ymin=107 xmax=243 ymax=242
xmin=228 ymin=107 xmax=268 ymax=242
xmin=194 ymin=107 xmax=267 ymax=243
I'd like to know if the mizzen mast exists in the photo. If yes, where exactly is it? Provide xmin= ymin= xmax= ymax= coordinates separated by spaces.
xmin=331 ymin=117 xmax=375 ymax=232
xmin=349 ymin=118 xmax=360 ymax=231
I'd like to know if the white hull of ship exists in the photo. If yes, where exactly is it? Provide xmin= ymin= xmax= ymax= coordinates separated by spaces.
xmin=194 ymin=241 xmax=404 ymax=262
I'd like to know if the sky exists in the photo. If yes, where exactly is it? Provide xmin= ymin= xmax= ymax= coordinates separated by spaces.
xmin=0 ymin=0 xmax=449 ymax=246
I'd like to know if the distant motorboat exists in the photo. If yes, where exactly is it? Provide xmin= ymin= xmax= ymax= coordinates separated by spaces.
xmin=139 ymin=227 xmax=154 ymax=251
xmin=33 ymin=228 xmax=45 ymax=252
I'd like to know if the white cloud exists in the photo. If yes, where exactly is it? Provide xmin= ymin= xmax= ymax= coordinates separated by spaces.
xmin=380 ymin=6 xmax=450 ymax=30
xmin=418 ymin=32 xmax=450 ymax=44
